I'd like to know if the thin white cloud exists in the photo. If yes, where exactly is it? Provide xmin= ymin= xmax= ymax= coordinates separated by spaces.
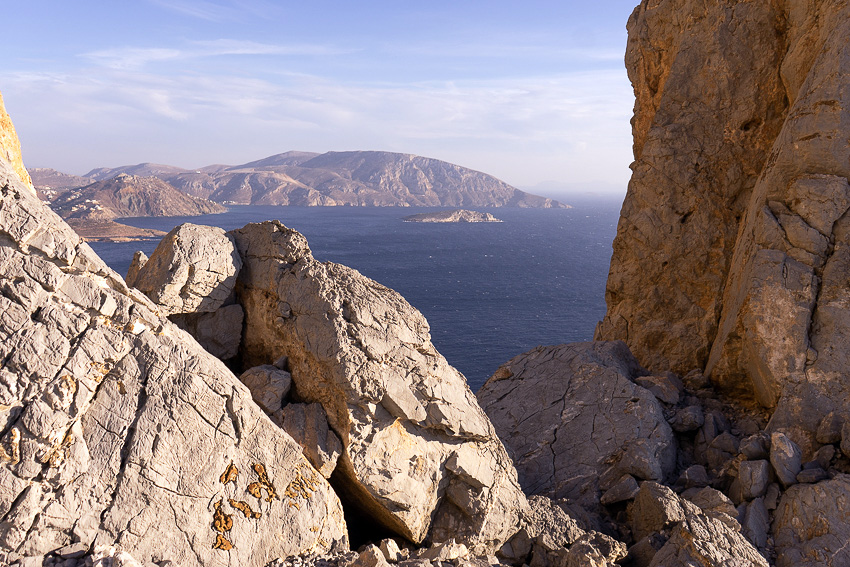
xmin=2 ymin=64 xmax=633 ymax=187
xmin=146 ymin=0 xmax=234 ymax=21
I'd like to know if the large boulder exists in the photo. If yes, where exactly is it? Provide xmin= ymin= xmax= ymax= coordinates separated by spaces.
xmin=129 ymin=223 xmax=242 ymax=316
xmin=773 ymin=474 xmax=850 ymax=567
xmin=477 ymin=342 xmax=676 ymax=511
xmin=0 ymin=155 xmax=347 ymax=563
xmin=230 ymin=221 xmax=528 ymax=553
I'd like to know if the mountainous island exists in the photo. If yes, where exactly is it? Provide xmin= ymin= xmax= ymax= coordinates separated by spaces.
xmin=1 ymin=1 xmax=850 ymax=566
xmin=32 ymin=150 xmax=567 ymax=209
xmin=402 ymin=209 xmax=503 ymax=223
xmin=49 ymin=173 xmax=225 ymax=241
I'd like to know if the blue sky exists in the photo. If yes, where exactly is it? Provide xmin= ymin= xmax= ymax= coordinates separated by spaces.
xmin=1 ymin=1 xmax=638 ymax=196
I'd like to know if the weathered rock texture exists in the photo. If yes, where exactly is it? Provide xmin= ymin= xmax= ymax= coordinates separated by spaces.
xmin=129 ymin=223 xmax=242 ymax=316
xmin=477 ymin=342 xmax=676 ymax=511
xmin=773 ymin=474 xmax=850 ymax=567
xmin=0 ymin=152 xmax=346 ymax=563
xmin=598 ymin=0 xmax=850 ymax=452
xmin=0 ymin=92 xmax=34 ymax=195
xmin=231 ymin=220 xmax=527 ymax=552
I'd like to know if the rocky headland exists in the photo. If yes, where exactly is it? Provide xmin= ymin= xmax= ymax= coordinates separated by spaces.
xmin=49 ymin=174 xmax=225 ymax=241
xmin=1 ymin=1 xmax=850 ymax=566
xmin=401 ymin=210 xmax=504 ymax=223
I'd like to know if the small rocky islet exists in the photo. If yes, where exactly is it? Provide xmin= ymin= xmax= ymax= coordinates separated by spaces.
xmin=2 ymin=1 xmax=850 ymax=566
xmin=401 ymin=210 xmax=503 ymax=223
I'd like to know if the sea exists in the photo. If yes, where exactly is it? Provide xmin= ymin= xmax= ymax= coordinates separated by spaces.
xmin=89 ymin=195 xmax=623 ymax=392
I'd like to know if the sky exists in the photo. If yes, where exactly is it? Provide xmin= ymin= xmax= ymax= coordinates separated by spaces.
xmin=0 ymin=1 xmax=638 ymax=197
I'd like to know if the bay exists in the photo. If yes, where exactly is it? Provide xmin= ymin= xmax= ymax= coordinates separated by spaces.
xmin=89 ymin=196 xmax=622 ymax=391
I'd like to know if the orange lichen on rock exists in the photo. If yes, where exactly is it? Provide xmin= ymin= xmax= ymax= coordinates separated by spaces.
xmin=212 ymin=499 xmax=233 ymax=533
xmin=285 ymin=464 xmax=321 ymax=502
xmin=220 ymin=461 xmax=238 ymax=486
xmin=229 ymin=499 xmax=262 ymax=519
xmin=247 ymin=462 xmax=277 ymax=502
xmin=213 ymin=533 xmax=234 ymax=551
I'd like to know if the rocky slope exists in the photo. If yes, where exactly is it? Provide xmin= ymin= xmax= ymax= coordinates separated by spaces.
xmin=51 ymin=173 xmax=225 ymax=220
xmin=402 ymin=210 xmax=504 ymax=223
xmin=82 ymin=151 xmax=567 ymax=208
xmin=27 ymin=168 xmax=94 ymax=201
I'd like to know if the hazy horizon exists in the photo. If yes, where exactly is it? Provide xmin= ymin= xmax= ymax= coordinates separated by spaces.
xmin=2 ymin=1 xmax=638 ymax=196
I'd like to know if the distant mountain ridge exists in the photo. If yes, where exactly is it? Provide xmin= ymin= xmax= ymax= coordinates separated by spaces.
xmin=67 ymin=150 xmax=567 ymax=208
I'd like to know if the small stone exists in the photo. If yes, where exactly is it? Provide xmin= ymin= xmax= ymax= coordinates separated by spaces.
xmin=379 ymin=539 xmax=403 ymax=563
xmin=239 ymin=365 xmax=292 ymax=415
xmin=352 ymin=546 xmax=390 ymax=567
xmin=635 ymin=372 xmax=683 ymax=405
xmin=418 ymin=540 xmax=469 ymax=562
xmin=770 ymin=432 xmax=802 ymax=487
xmin=738 ymin=460 xmax=770 ymax=500
xmin=670 ymin=406 xmax=705 ymax=433
xmin=626 ymin=534 xmax=666 ymax=567
xmin=710 ymin=432 xmax=741 ymax=455
xmin=56 ymin=543 xmax=88 ymax=559
xmin=796 ymin=467 xmax=829 ymax=484
xmin=739 ymin=434 xmax=769 ymax=460
xmin=628 ymin=482 xmax=686 ymax=541
xmin=600 ymin=475 xmax=640 ymax=505
xmin=674 ymin=465 xmax=710 ymax=490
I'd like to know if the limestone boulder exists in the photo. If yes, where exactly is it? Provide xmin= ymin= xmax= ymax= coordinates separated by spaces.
xmin=170 ymin=303 xmax=244 ymax=360
xmin=477 ymin=341 xmax=675 ymax=511
xmin=0 ymin=157 xmax=347 ymax=564
xmin=130 ymin=223 xmax=242 ymax=315
xmin=230 ymin=220 xmax=527 ymax=553
xmin=773 ymin=474 xmax=850 ymax=567
xmin=278 ymin=402 xmax=343 ymax=479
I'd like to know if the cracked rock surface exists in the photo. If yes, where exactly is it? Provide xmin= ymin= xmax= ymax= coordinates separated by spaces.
xmin=231 ymin=220 xmax=527 ymax=553
xmin=0 ymin=157 xmax=347 ymax=565
xmin=476 ymin=341 xmax=675 ymax=512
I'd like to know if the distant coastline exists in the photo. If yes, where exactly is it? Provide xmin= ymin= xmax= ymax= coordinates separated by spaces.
xmin=402 ymin=209 xmax=503 ymax=223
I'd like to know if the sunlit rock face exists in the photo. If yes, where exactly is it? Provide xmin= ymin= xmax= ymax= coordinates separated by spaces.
xmin=598 ymin=0 xmax=850 ymax=452
xmin=0 ymin=113 xmax=347 ymax=565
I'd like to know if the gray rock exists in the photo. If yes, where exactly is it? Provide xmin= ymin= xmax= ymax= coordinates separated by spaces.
xmin=682 ymin=487 xmax=739 ymax=529
xmin=478 ymin=341 xmax=675 ymax=511
xmin=742 ymin=498 xmax=769 ymax=550
xmin=239 ymin=364 xmax=292 ymax=415
xmin=418 ymin=540 xmax=469 ymax=561
xmin=231 ymin=221 xmax=527 ymax=553
xmin=600 ymin=475 xmax=640 ymax=506
xmin=764 ymin=483 xmax=781 ymax=511
xmin=56 ymin=542 xmax=87 ymax=559
xmin=740 ymin=434 xmax=770 ymax=460
xmin=278 ymin=403 xmax=342 ymax=479
xmin=674 ymin=465 xmax=709 ymax=491
xmin=627 ymin=535 xmax=666 ymax=567
xmin=771 ymin=432 xmax=803 ymax=487
xmin=634 ymin=373 xmax=683 ymax=405
xmin=669 ymin=406 xmax=704 ymax=433
xmin=170 ymin=303 xmax=244 ymax=360
xmin=796 ymin=467 xmax=829 ymax=484
xmin=815 ymin=444 xmax=835 ymax=469
xmin=0 ymin=159 xmax=347 ymax=564
xmin=561 ymin=532 xmax=626 ymax=567
xmin=629 ymin=482 xmax=685 ymax=542
xmin=131 ymin=223 xmax=242 ymax=315
xmin=738 ymin=460 xmax=770 ymax=500
xmin=522 ymin=495 xmax=584 ymax=548
xmin=774 ymin=474 xmax=850 ymax=567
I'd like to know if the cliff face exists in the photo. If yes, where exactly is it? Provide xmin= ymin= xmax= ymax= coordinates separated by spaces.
xmin=599 ymin=0 xmax=850 ymax=449
xmin=0 ymin=92 xmax=34 ymax=195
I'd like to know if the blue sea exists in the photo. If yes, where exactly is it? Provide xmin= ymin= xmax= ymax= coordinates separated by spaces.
xmin=90 ymin=196 xmax=623 ymax=392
